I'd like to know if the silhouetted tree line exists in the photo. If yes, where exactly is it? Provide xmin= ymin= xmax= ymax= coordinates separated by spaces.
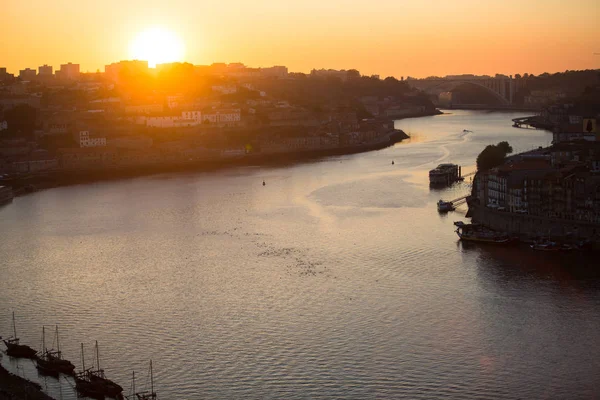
xmin=0 ymin=104 xmax=37 ymax=139
xmin=476 ymin=141 xmax=513 ymax=171
xmin=254 ymin=74 xmax=435 ymax=114
xmin=513 ymin=69 xmax=600 ymax=105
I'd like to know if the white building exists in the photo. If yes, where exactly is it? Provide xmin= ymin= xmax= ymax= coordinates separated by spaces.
xmin=202 ymin=109 xmax=241 ymax=127
xmin=181 ymin=111 xmax=202 ymax=121
xmin=79 ymin=131 xmax=107 ymax=148
xmin=146 ymin=111 xmax=203 ymax=128
xmin=211 ymin=85 xmax=237 ymax=95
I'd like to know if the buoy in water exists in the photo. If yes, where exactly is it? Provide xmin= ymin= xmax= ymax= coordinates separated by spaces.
xmin=262 ymin=180 xmax=266 ymax=186
xmin=392 ymin=161 xmax=395 ymax=165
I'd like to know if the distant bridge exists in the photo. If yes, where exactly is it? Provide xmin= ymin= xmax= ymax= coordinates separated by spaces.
xmin=407 ymin=76 xmax=517 ymax=105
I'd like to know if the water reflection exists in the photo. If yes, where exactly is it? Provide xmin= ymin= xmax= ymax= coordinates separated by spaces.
xmin=1 ymin=110 xmax=599 ymax=399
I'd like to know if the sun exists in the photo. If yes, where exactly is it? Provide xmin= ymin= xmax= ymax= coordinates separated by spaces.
xmin=129 ymin=27 xmax=186 ymax=68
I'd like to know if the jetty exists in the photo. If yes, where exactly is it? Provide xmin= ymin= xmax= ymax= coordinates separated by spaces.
xmin=512 ymin=116 xmax=553 ymax=130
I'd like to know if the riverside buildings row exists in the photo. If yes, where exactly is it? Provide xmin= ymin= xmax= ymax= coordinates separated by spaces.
xmin=470 ymin=118 xmax=600 ymax=241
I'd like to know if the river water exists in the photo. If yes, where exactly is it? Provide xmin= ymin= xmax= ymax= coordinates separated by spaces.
xmin=1 ymin=110 xmax=599 ymax=399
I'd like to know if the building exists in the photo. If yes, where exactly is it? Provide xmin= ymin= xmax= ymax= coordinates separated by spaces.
xmin=260 ymin=66 xmax=288 ymax=78
xmin=125 ymin=104 xmax=164 ymax=115
xmin=56 ymin=63 xmax=80 ymax=80
xmin=19 ymin=68 xmax=37 ymax=80
xmin=552 ymin=119 xmax=599 ymax=144
xmin=202 ymin=109 xmax=242 ymax=127
xmin=79 ymin=131 xmax=107 ymax=148
xmin=211 ymin=85 xmax=237 ymax=95
xmin=38 ymin=65 xmax=53 ymax=77
xmin=0 ymin=67 xmax=15 ymax=81
xmin=310 ymin=69 xmax=358 ymax=81
xmin=105 ymin=60 xmax=149 ymax=82
xmin=146 ymin=111 xmax=203 ymax=128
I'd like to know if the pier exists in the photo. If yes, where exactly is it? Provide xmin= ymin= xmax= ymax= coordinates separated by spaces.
xmin=512 ymin=116 xmax=554 ymax=130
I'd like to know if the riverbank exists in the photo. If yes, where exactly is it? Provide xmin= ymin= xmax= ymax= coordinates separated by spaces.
xmin=0 ymin=363 xmax=54 ymax=400
xmin=467 ymin=201 xmax=600 ymax=249
xmin=2 ymin=129 xmax=410 ymax=194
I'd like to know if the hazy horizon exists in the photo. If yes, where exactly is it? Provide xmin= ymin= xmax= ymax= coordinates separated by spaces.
xmin=3 ymin=0 xmax=598 ymax=78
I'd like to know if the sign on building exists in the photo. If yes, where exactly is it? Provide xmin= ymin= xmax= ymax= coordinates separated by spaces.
xmin=583 ymin=119 xmax=596 ymax=133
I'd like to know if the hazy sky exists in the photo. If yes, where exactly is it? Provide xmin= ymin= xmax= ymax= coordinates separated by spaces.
xmin=2 ymin=0 xmax=599 ymax=77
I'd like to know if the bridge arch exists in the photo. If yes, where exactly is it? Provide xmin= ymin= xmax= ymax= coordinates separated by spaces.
xmin=423 ymin=80 xmax=511 ymax=105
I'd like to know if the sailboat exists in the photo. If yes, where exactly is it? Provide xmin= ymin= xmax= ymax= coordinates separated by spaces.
xmin=75 ymin=343 xmax=106 ymax=400
xmin=2 ymin=312 xmax=37 ymax=359
xmin=36 ymin=326 xmax=76 ymax=377
xmin=126 ymin=361 xmax=157 ymax=400
xmin=87 ymin=341 xmax=124 ymax=398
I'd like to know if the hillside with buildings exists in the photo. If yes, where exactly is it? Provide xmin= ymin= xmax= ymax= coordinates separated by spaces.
xmin=468 ymin=85 xmax=600 ymax=245
xmin=0 ymin=61 xmax=429 ymax=185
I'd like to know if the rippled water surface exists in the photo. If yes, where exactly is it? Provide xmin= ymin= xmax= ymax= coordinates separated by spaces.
xmin=2 ymin=110 xmax=600 ymax=399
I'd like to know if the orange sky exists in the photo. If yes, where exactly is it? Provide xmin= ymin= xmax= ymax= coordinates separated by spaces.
xmin=2 ymin=0 xmax=599 ymax=78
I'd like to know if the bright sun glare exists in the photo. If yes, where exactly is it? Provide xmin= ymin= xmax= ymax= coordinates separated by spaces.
xmin=129 ymin=27 xmax=185 ymax=68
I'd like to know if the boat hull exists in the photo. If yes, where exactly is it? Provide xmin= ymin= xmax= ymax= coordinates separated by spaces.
xmin=37 ymin=354 xmax=76 ymax=376
xmin=75 ymin=378 xmax=106 ymax=400
xmin=89 ymin=373 xmax=124 ymax=397
xmin=36 ymin=363 xmax=60 ymax=379
xmin=458 ymin=235 xmax=512 ymax=244
xmin=3 ymin=341 xmax=37 ymax=359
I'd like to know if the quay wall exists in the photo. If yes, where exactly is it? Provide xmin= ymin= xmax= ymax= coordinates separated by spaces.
xmin=4 ymin=131 xmax=409 ymax=190
xmin=469 ymin=202 xmax=600 ymax=246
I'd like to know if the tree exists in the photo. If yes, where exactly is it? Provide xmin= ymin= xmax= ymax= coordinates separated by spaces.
xmin=346 ymin=69 xmax=361 ymax=80
xmin=4 ymin=104 xmax=37 ymax=138
xmin=476 ymin=141 xmax=513 ymax=171
xmin=496 ymin=141 xmax=513 ymax=154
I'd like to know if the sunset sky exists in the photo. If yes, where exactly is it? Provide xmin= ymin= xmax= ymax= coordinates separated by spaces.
xmin=2 ymin=0 xmax=598 ymax=78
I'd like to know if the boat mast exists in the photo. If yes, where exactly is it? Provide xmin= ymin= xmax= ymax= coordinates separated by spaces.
xmin=42 ymin=326 xmax=46 ymax=353
xmin=56 ymin=326 xmax=60 ymax=355
xmin=12 ymin=312 xmax=17 ymax=339
xmin=150 ymin=360 xmax=155 ymax=397
xmin=132 ymin=370 xmax=136 ymax=397
xmin=95 ymin=340 xmax=101 ymax=371
xmin=81 ymin=343 xmax=86 ymax=371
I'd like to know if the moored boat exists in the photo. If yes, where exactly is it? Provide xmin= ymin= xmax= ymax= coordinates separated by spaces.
xmin=126 ymin=360 xmax=157 ymax=400
xmin=437 ymin=200 xmax=455 ymax=212
xmin=2 ymin=312 xmax=37 ymax=359
xmin=36 ymin=326 xmax=76 ymax=377
xmin=75 ymin=371 xmax=106 ymax=400
xmin=75 ymin=343 xmax=106 ymax=400
xmin=87 ymin=341 xmax=124 ymax=398
xmin=530 ymin=241 xmax=575 ymax=252
xmin=454 ymin=221 xmax=513 ymax=244
xmin=429 ymin=164 xmax=462 ymax=186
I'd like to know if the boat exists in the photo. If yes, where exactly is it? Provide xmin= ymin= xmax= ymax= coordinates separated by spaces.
xmin=2 ymin=312 xmax=37 ymax=359
xmin=429 ymin=164 xmax=462 ymax=186
xmin=75 ymin=371 xmax=106 ymax=400
xmin=87 ymin=341 xmax=124 ymax=398
xmin=75 ymin=343 xmax=106 ymax=400
xmin=126 ymin=361 xmax=157 ymax=400
xmin=36 ymin=326 xmax=76 ymax=377
xmin=530 ymin=240 xmax=575 ymax=252
xmin=454 ymin=222 xmax=513 ymax=244
xmin=437 ymin=200 xmax=455 ymax=212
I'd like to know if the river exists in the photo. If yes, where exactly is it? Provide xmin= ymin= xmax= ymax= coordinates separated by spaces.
xmin=1 ymin=110 xmax=599 ymax=399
